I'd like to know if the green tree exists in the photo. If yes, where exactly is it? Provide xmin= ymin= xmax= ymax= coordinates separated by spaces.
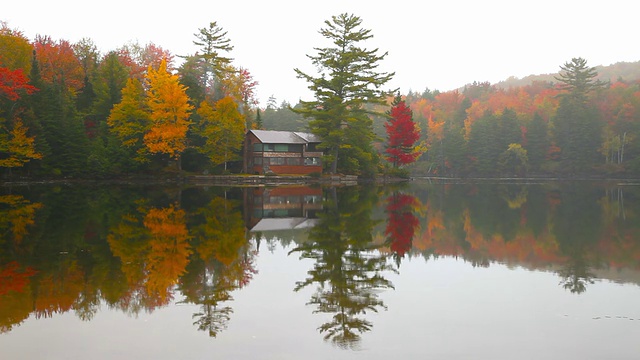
xmin=107 ymin=78 xmax=150 ymax=162
xmin=294 ymin=13 xmax=394 ymax=175
xmin=27 ymin=50 xmax=89 ymax=176
xmin=254 ymin=108 xmax=262 ymax=130
xmin=92 ymin=51 xmax=129 ymax=120
xmin=498 ymin=143 xmax=529 ymax=176
xmin=262 ymin=101 xmax=306 ymax=131
xmin=553 ymin=58 xmax=605 ymax=173
xmin=525 ymin=113 xmax=549 ymax=171
xmin=555 ymin=57 xmax=606 ymax=104
xmin=497 ymin=108 xmax=521 ymax=151
xmin=195 ymin=96 xmax=245 ymax=171
xmin=468 ymin=110 xmax=500 ymax=175
xmin=193 ymin=21 xmax=234 ymax=98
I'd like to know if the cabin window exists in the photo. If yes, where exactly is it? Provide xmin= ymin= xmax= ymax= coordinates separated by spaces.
xmin=288 ymin=144 xmax=303 ymax=152
xmin=253 ymin=156 xmax=263 ymax=165
xmin=286 ymin=158 xmax=302 ymax=166
xmin=269 ymin=158 xmax=285 ymax=165
xmin=304 ymin=157 xmax=321 ymax=166
xmin=253 ymin=143 xmax=263 ymax=152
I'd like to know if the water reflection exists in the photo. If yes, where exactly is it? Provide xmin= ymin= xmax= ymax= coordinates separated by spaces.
xmin=288 ymin=186 xmax=395 ymax=349
xmin=384 ymin=190 xmax=421 ymax=264
xmin=0 ymin=181 xmax=639 ymax=346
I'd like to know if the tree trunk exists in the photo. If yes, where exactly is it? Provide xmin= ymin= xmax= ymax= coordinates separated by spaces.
xmin=330 ymin=147 xmax=339 ymax=174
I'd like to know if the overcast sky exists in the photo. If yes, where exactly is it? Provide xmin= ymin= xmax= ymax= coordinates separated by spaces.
xmin=3 ymin=0 xmax=639 ymax=107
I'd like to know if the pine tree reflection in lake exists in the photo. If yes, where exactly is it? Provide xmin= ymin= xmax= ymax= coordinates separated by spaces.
xmin=0 ymin=182 xmax=639 ymax=359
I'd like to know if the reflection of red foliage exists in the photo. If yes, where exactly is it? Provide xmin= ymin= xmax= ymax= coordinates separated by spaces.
xmin=0 ymin=262 xmax=37 ymax=296
xmin=385 ymin=193 xmax=420 ymax=257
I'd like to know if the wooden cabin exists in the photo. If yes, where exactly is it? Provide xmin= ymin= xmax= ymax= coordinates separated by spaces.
xmin=244 ymin=130 xmax=323 ymax=175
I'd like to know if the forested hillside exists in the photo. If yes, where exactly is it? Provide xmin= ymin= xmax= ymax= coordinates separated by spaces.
xmin=398 ymin=59 xmax=640 ymax=177
xmin=494 ymin=61 xmax=640 ymax=89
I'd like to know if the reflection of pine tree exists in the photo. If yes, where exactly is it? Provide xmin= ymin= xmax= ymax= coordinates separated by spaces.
xmin=553 ymin=183 xmax=602 ymax=294
xmin=180 ymin=193 xmax=256 ymax=337
xmin=558 ymin=256 xmax=595 ymax=294
xmin=181 ymin=248 xmax=256 ymax=337
xmin=189 ymin=270 xmax=235 ymax=338
xmin=290 ymin=186 xmax=395 ymax=349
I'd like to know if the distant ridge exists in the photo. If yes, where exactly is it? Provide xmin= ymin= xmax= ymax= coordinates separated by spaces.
xmin=492 ymin=60 xmax=640 ymax=89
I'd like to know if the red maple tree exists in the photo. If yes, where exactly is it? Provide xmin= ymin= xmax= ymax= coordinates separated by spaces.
xmin=384 ymin=94 xmax=421 ymax=167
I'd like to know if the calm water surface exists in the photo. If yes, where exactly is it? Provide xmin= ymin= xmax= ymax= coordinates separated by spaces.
xmin=0 ymin=181 xmax=639 ymax=359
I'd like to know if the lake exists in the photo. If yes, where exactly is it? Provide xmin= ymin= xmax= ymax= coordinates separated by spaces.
xmin=0 ymin=180 xmax=639 ymax=359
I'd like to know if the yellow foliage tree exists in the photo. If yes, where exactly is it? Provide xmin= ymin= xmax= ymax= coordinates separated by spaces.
xmin=196 ymin=96 xmax=245 ymax=170
xmin=0 ymin=119 xmax=42 ymax=170
xmin=107 ymin=78 xmax=151 ymax=162
xmin=144 ymin=59 xmax=192 ymax=169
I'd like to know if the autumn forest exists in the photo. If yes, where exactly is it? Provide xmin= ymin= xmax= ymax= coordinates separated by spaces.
xmin=2 ymin=18 xmax=640 ymax=178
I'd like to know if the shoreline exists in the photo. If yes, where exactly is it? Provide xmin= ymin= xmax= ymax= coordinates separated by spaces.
xmin=2 ymin=174 xmax=639 ymax=187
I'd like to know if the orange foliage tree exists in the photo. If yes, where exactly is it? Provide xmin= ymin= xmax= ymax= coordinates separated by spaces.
xmin=143 ymin=59 xmax=193 ymax=169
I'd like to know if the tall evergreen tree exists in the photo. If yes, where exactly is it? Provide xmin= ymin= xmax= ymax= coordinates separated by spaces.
xmin=294 ymin=13 xmax=394 ymax=175
xmin=468 ymin=111 xmax=500 ymax=175
xmin=525 ymin=113 xmax=549 ymax=171
xmin=497 ymin=108 xmax=521 ymax=151
xmin=193 ymin=21 xmax=234 ymax=99
xmin=553 ymin=58 xmax=605 ymax=173
xmin=254 ymin=108 xmax=262 ymax=130
xmin=555 ymin=57 xmax=606 ymax=104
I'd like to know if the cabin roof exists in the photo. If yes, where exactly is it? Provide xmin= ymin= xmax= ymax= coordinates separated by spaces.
xmin=250 ymin=218 xmax=320 ymax=231
xmin=249 ymin=130 xmax=320 ymax=144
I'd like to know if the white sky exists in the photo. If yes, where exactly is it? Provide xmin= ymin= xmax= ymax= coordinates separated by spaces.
xmin=3 ymin=0 xmax=639 ymax=107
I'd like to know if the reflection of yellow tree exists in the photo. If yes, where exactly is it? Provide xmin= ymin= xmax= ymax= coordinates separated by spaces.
xmin=143 ymin=205 xmax=192 ymax=301
xmin=181 ymin=195 xmax=255 ymax=337
xmin=107 ymin=213 xmax=149 ymax=289
xmin=0 ymin=195 xmax=43 ymax=246
xmin=108 ymin=203 xmax=192 ymax=310
xmin=500 ymin=185 xmax=528 ymax=209
xmin=195 ymin=197 xmax=246 ymax=265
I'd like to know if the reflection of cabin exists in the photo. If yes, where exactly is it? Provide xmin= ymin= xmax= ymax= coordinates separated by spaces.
xmin=244 ymin=130 xmax=323 ymax=175
xmin=244 ymin=186 xmax=323 ymax=231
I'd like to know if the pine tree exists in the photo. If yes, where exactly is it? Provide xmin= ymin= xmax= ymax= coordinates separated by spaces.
xmin=294 ymin=13 xmax=394 ymax=175
xmin=553 ymin=58 xmax=605 ymax=173
xmin=525 ymin=113 xmax=549 ymax=171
